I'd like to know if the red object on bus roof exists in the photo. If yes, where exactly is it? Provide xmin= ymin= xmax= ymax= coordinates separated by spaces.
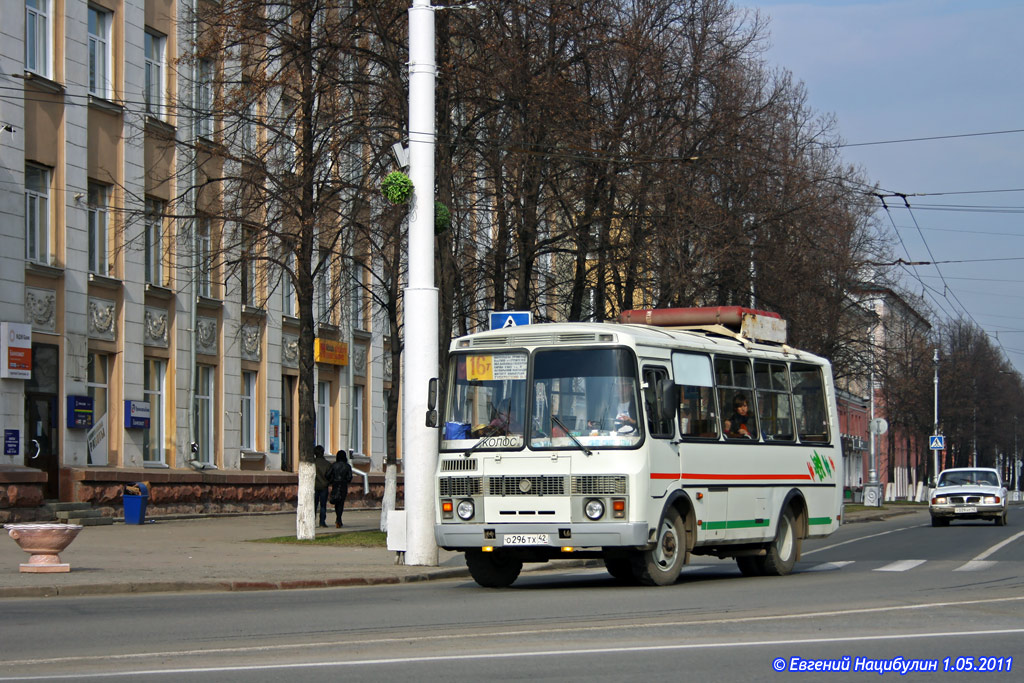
xmin=618 ymin=306 xmax=782 ymax=327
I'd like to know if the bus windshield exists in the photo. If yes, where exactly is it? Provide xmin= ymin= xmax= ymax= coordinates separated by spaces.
xmin=442 ymin=351 xmax=528 ymax=451
xmin=530 ymin=348 xmax=642 ymax=449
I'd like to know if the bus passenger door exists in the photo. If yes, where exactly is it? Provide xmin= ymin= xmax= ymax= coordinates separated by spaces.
xmin=643 ymin=365 xmax=679 ymax=499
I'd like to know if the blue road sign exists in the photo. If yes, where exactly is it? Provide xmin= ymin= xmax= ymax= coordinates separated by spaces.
xmin=929 ymin=435 xmax=945 ymax=450
xmin=490 ymin=311 xmax=532 ymax=330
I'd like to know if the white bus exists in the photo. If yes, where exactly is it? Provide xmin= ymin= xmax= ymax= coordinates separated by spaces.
xmin=433 ymin=307 xmax=843 ymax=587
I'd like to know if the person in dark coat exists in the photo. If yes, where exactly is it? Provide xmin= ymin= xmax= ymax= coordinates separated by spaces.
xmin=313 ymin=445 xmax=331 ymax=528
xmin=328 ymin=450 xmax=354 ymax=528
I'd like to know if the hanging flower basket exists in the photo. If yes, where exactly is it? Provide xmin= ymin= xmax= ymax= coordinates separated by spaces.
xmin=435 ymin=201 xmax=451 ymax=234
xmin=381 ymin=171 xmax=413 ymax=205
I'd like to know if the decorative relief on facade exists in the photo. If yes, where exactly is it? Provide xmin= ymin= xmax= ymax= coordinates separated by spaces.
xmin=25 ymin=287 xmax=57 ymax=332
xmin=87 ymin=297 xmax=117 ymax=341
xmin=281 ymin=333 xmax=299 ymax=369
xmin=240 ymin=323 xmax=262 ymax=362
xmin=144 ymin=306 xmax=169 ymax=347
xmin=196 ymin=316 xmax=218 ymax=355
xmin=354 ymin=344 xmax=367 ymax=377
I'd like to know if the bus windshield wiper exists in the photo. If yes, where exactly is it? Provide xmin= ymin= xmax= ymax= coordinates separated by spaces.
xmin=551 ymin=415 xmax=592 ymax=456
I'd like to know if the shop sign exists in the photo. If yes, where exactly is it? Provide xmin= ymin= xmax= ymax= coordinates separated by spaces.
xmin=4 ymin=430 xmax=18 ymax=456
xmin=124 ymin=400 xmax=151 ymax=429
xmin=269 ymin=409 xmax=281 ymax=453
xmin=314 ymin=338 xmax=348 ymax=365
xmin=1 ymin=322 xmax=32 ymax=379
xmin=67 ymin=395 xmax=95 ymax=429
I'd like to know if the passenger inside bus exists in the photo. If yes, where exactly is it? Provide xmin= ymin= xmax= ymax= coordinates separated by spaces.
xmin=724 ymin=393 xmax=755 ymax=439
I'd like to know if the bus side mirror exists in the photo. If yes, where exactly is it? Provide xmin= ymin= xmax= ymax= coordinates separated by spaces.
xmin=425 ymin=377 xmax=439 ymax=428
xmin=656 ymin=379 xmax=680 ymax=423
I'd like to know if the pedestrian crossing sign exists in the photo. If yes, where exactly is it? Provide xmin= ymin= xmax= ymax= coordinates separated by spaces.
xmin=489 ymin=311 xmax=532 ymax=330
xmin=929 ymin=435 xmax=945 ymax=450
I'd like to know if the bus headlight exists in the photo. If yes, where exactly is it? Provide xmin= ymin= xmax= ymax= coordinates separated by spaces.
xmin=456 ymin=499 xmax=475 ymax=521
xmin=584 ymin=499 xmax=605 ymax=520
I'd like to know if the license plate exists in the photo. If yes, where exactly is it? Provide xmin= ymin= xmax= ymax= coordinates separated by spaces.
xmin=503 ymin=534 xmax=550 ymax=546
xmin=954 ymin=506 xmax=977 ymax=514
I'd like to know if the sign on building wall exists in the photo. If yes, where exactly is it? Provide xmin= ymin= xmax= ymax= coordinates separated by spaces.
xmin=314 ymin=338 xmax=348 ymax=365
xmin=269 ymin=410 xmax=281 ymax=453
xmin=124 ymin=400 xmax=151 ymax=429
xmin=1 ymin=322 xmax=32 ymax=379
xmin=67 ymin=396 xmax=95 ymax=429
xmin=4 ymin=430 xmax=18 ymax=456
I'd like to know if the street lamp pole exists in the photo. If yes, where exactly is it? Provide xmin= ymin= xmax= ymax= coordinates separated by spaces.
xmin=933 ymin=348 xmax=939 ymax=485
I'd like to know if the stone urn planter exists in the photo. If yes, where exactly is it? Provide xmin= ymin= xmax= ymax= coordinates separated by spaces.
xmin=4 ymin=523 xmax=83 ymax=573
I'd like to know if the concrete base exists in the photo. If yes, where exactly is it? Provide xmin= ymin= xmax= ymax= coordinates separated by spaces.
xmin=20 ymin=562 xmax=70 ymax=573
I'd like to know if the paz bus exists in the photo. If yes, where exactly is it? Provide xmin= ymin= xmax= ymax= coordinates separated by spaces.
xmin=433 ymin=307 xmax=842 ymax=587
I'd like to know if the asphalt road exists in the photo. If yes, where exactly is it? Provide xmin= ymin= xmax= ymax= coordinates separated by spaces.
xmin=2 ymin=507 xmax=1022 ymax=682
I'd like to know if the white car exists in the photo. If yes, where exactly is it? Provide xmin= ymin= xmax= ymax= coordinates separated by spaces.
xmin=930 ymin=467 xmax=1008 ymax=527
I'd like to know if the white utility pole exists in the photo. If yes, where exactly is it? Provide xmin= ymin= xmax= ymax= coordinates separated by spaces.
xmin=933 ymin=348 xmax=939 ymax=485
xmin=401 ymin=0 xmax=440 ymax=566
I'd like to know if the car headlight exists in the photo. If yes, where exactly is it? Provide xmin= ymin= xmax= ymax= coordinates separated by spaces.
xmin=984 ymin=495 xmax=1000 ymax=504
xmin=584 ymin=498 xmax=605 ymax=520
xmin=932 ymin=497 xmax=947 ymax=505
xmin=456 ymin=499 xmax=475 ymax=521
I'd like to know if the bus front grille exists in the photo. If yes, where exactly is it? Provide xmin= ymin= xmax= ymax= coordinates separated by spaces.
xmin=487 ymin=475 xmax=566 ymax=496
xmin=439 ymin=476 xmax=483 ymax=497
xmin=441 ymin=458 xmax=478 ymax=472
xmin=572 ymin=475 xmax=627 ymax=495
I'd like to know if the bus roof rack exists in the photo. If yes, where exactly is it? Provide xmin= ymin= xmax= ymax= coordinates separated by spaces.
xmin=618 ymin=306 xmax=788 ymax=345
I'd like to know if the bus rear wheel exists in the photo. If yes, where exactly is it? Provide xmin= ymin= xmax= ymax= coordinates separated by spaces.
xmin=758 ymin=508 xmax=800 ymax=576
xmin=465 ymin=550 xmax=523 ymax=588
xmin=632 ymin=507 xmax=685 ymax=586
xmin=736 ymin=556 xmax=763 ymax=576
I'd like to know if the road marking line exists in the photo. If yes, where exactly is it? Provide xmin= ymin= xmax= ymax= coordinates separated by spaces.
xmin=954 ymin=560 xmax=998 ymax=572
xmin=970 ymin=528 xmax=1024 ymax=562
xmin=5 ymin=627 xmax=1024 ymax=679
xmin=875 ymin=559 xmax=926 ymax=572
xmin=805 ymin=561 xmax=854 ymax=572
xmin=802 ymin=523 xmax=926 ymax=556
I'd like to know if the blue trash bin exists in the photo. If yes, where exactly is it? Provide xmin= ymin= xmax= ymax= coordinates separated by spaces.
xmin=123 ymin=482 xmax=149 ymax=525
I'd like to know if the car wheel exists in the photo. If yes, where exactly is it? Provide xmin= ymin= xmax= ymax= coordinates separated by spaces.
xmin=931 ymin=515 xmax=949 ymax=527
xmin=632 ymin=507 xmax=686 ymax=586
xmin=465 ymin=549 xmax=523 ymax=588
xmin=759 ymin=508 xmax=800 ymax=576
xmin=995 ymin=511 xmax=1007 ymax=527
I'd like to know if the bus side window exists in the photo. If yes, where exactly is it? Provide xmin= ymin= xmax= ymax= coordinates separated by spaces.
xmin=755 ymin=361 xmax=794 ymax=441
xmin=792 ymin=363 xmax=830 ymax=443
xmin=715 ymin=357 xmax=758 ymax=441
xmin=671 ymin=352 xmax=718 ymax=439
xmin=643 ymin=366 xmax=673 ymax=438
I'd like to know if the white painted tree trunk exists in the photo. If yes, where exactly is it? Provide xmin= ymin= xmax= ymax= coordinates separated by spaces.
xmin=296 ymin=459 xmax=316 ymax=540
xmin=380 ymin=463 xmax=398 ymax=532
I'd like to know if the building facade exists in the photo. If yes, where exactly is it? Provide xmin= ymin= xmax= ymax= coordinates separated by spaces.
xmin=2 ymin=0 xmax=391 ymax=518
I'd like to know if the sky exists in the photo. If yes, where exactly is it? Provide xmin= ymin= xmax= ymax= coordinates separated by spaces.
xmin=743 ymin=0 xmax=1024 ymax=373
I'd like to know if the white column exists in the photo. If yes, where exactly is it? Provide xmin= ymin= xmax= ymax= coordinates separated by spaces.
xmin=402 ymin=0 xmax=439 ymax=565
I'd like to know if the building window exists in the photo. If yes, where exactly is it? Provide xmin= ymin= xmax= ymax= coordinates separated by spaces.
xmin=316 ymin=380 xmax=330 ymax=453
xmin=88 ymin=6 xmax=112 ymax=99
xmin=88 ymin=183 xmax=109 ymax=276
xmin=281 ymin=253 xmax=295 ymax=317
xmin=315 ymin=260 xmax=330 ymax=325
xmin=241 ymin=371 xmax=256 ymax=450
xmin=25 ymin=165 xmax=49 ymax=264
xmin=197 ymin=217 xmax=212 ymax=297
xmin=194 ymin=365 xmax=214 ymax=464
xmin=196 ymin=59 xmax=214 ymax=139
xmin=144 ymin=31 xmax=165 ymax=118
xmin=348 ymin=262 xmax=365 ymax=331
xmin=145 ymin=199 xmax=164 ymax=285
xmin=241 ymin=226 xmax=256 ymax=306
xmin=25 ymin=0 xmax=51 ymax=78
xmin=143 ymin=359 xmax=165 ymax=464
xmin=87 ymin=352 xmax=109 ymax=466
xmin=351 ymin=384 xmax=364 ymax=455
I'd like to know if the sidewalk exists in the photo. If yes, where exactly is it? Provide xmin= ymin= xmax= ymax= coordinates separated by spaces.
xmin=0 ymin=504 xmax=919 ymax=599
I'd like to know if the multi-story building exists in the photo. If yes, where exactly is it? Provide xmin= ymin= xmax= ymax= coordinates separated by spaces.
xmin=1 ymin=0 xmax=390 ymax=518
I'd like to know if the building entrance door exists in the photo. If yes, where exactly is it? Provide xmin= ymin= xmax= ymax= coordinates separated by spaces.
xmin=281 ymin=375 xmax=295 ymax=471
xmin=25 ymin=393 xmax=59 ymax=499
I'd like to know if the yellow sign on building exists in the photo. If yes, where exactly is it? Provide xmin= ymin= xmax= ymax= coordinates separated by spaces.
xmin=314 ymin=338 xmax=348 ymax=365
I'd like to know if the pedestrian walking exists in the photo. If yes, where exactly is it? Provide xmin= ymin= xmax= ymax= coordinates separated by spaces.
xmin=328 ymin=450 xmax=354 ymax=528
xmin=313 ymin=445 xmax=331 ymax=528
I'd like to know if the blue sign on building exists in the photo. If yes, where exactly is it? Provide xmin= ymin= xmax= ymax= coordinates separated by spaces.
xmin=67 ymin=395 xmax=94 ymax=429
xmin=4 ymin=430 xmax=18 ymax=456
xmin=489 ymin=311 xmax=532 ymax=330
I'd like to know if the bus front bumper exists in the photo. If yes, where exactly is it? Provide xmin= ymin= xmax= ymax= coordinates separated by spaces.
xmin=435 ymin=522 xmax=649 ymax=550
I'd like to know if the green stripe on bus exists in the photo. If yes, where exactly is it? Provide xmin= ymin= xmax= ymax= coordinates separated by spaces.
xmin=808 ymin=516 xmax=833 ymax=526
xmin=702 ymin=519 xmax=771 ymax=530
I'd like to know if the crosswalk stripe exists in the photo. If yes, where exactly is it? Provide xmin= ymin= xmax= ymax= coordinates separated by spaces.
xmin=875 ymin=559 xmax=927 ymax=572
xmin=806 ymin=561 xmax=855 ymax=572
xmin=954 ymin=560 xmax=999 ymax=572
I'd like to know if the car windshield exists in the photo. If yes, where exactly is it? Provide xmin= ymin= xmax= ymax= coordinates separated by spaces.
xmin=937 ymin=470 xmax=998 ymax=487
xmin=441 ymin=352 xmax=528 ymax=451
xmin=529 ymin=348 xmax=642 ymax=449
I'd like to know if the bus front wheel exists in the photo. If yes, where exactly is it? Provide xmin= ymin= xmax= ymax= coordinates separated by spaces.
xmin=632 ymin=507 xmax=686 ymax=586
xmin=465 ymin=549 xmax=523 ymax=588
xmin=759 ymin=508 xmax=800 ymax=576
